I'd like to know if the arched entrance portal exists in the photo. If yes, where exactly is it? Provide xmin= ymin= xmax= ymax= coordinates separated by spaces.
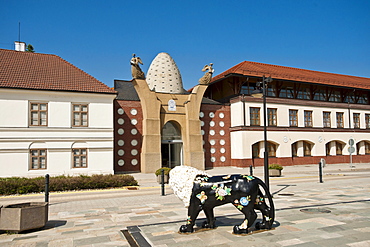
xmin=161 ymin=121 xmax=183 ymax=168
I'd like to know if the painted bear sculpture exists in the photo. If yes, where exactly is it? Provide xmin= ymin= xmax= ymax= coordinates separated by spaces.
xmin=169 ymin=166 xmax=275 ymax=234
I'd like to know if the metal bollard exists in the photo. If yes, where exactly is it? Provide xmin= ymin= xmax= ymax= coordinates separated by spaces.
xmin=45 ymin=174 xmax=50 ymax=202
xmin=250 ymin=165 xmax=253 ymax=176
xmin=319 ymin=162 xmax=323 ymax=183
xmin=161 ymin=169 xmax=165 ymax=196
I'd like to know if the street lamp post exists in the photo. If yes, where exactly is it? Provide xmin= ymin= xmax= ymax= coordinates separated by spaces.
xmin=252 ymin=76 xmax=272 ymax=191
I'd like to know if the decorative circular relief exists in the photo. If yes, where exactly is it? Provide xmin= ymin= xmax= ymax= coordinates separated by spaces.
xmin=201 ymin=130 xmax=205 ymax=135
xmin=118 ymin=159 xmax=124 ymax=166
xmin=131 ymin=129 xmax=138 ymax=135
xmin=219 ymin=112 xmax=224 ymax=119
xmin=210 ymin=130 xmax=215 ymax=136
xmin=118 ymin=150 xmax=124 ymax=156
xmin=118 ymin=140 xmax=124 ymax=146
xmin=220 ymin=148 xmax=226 ymax=153
xmin=283 ymin=136 xmax=288 ymax=143
xmin=131 ymin=139 xmax=138 ymax=146
xmin=210 ymin=121 xmax=215 ymax=127
xmin=117 ymin=108 xmax=124 ymax=115
xmin=131 ymin=149 xmax=138 ymax=156
xmin=220 ymin=139 xmax=226 ymax=145
xmin=199 ymin=112 xmax=204 ymax=118
xmin=210 ymin=139 xmax=216 ymax=145
xmin=131 ymin=119 xmax=138 ymax=125
xmin=131 ymin=159 xmax=138 ymax=166
xmin=210 ymin=157 xmax=216 ymax=162
xmin=118 ymin=128 xmax=124 ymax=135
xmin=210 ymin=148 xmax=216 ymax=154
xmin=200 ymin=121 xmax=204 ymax=127
xmin=220 ymin=130 xmax=225 ymax=136
xmin=118 ymin=118 xmax=124 ymax=125
xmin=220 ymin=156 xmax=226 ymax=162
xmin=130 ymin=109 xmax=137 ymax=116
xmin=318 ymin=136 xmax=323 ymax=143
xmin=219 ymin=121 xmax=225 ymax=127
xmin=209 ymin=112 xmax=215 ymax=118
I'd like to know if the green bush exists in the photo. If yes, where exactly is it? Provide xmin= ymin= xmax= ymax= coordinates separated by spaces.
xmin=0 ymin=174 xmax=138 ymax=196
xmin=268 ymin=164 xmax=283 ymax=170
xmin=155 ymin=167 xmax=172 ymax=176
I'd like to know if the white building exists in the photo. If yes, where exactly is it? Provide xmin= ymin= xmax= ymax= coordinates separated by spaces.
xmin=0 ymin=48 xmax=116 ymax=177
xmin=204 ymin=61 xmax=370 ymax=167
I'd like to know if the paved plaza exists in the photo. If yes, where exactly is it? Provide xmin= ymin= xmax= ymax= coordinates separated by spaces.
xmin=0 ymin=163 xmax=370 ymax=246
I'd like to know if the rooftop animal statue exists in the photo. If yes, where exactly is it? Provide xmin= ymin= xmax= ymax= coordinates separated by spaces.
xmin=130 ymin=54 xmax=145 ymax=79
xmin=169 ymin=166 xmax=274 ymax=234
xmin=198 ymin=63 xmax=214 ymax=85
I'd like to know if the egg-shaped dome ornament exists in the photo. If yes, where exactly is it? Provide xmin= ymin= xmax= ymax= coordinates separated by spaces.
xmin=146 ymin=53 xmax=186 ymax=93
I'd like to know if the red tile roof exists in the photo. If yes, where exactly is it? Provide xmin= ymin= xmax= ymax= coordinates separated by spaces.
xmin=0 ymin=49 xmax=116 ymax=94
xmin=212 ymin=61 xmax=370 ymax=90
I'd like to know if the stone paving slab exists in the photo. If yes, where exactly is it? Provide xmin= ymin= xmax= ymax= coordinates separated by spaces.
xmin=0 ymin=164 xmax=369 ymax=246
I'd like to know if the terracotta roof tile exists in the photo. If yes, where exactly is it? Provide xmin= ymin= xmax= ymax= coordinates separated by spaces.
xmin=0 ymin=49 xmax=116 ymax=94
xmin=212 ymin=61 xmax=370 ymax=90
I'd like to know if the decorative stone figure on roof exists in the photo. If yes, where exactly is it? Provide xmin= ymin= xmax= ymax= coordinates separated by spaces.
xmin=130 ymin=54 xmax=145 ymax=79
xmin=198 ymin=63 xmax=214 ymax=85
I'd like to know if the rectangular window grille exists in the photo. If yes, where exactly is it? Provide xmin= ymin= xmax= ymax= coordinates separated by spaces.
xmin=72 ymin=104 xmax=88 ymax=127
xmin=268 ymin=108 xmax=277 ymax=126
xmin=336 ymin=141 xmax=343 ymax=155
xmin=289 ymin=110 xmax=298 ymax=127
xmin=267 ymin=142 xmax=277 ymax=157
xmin=366 ymin=114 xmax=370 ymax=129
xmin=30 ymin=149 xmax=46 ymax=169
xmin=353 ymin=113 xmax=360 ymax=129
xmin=303 ymin=142 xmax=312 ymax=156
xmin=365 ymin=142 xmax=370 ymax=155
xmin=304 ymin=111 xmax=313 ymax=127
xmin=291 ymin=142 xmax=298 ymax=157
xmin=337 ymin=112 xmax=344 ymax=128
xmin=323 ymin=112 xmax=331 ymax=128
xmin=30 ymin=103 xmax=47 ymax=126
xmin=250 ymin=107 xmax=260 ymax=126
xmin=73 ymin=148 xmax=87 ymax=168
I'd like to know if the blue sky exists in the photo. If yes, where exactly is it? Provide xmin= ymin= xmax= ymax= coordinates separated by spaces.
xmin=1 ymin=0 xmax=369 ymax=89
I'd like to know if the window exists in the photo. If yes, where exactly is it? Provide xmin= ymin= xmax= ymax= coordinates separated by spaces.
xmin=291 ymin=142 xmax=298 ymax=157
xmin=353 ymin=113 xmax=360 ymax=129
xmin=267 ymin=142 xmax=277 ymax=157
xmin=73 ymin=148 xmax=87 ymax=168
xmin=366 ymin=114 xmax=370 ymax=129
xmin=250 ymin=107 xmax=260 ymax=126
xmin=336 ymin=112 xmax=344 ymax=128
xmin=325 ymin=143 xmax=331 ymax=156
xmin=30 ymin=103 xmax=47 ymax=126
xmin=289 ymin=110 xmax=298 ymax=127
xmin=252 ymin=143 xmax=259 ymax=158
xmin=30 ymin=149 xmax=47 ymax=169
xmin=366 ymin=142 xmax=370 ymax=155
xmin=304 ymin=111 xmax=313 ymax=127
xmin=268 ymin=108 xmax=277 ymax=126
xmin=303 ymin=141 xmax=312 ymax=156
xmin=336 ymin=141 xmax=343 ymax=155
xmin=323 ymin=112 xmax=331 ymax=128
xmin=72 ymin=104 xmax=88 ymax=127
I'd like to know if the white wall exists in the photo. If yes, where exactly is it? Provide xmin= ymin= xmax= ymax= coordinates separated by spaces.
xmin=230 ymin=99 xmax=370 ymax=159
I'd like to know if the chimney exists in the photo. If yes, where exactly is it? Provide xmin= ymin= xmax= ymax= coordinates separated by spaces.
xmin=15 ymin=41 xmax=26 ymax=52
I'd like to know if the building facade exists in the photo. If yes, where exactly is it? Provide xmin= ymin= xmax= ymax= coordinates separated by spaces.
xmin=0 ymin=48 xmax=116 ymax=177
xmin=114 ymin=56 xmax=370 ymax=173
xmin=205 ymin=61 xmax=370 ymax=167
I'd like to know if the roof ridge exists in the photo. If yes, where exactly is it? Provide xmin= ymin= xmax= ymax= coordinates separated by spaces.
xmin=243 ymin=60 xmax=370 ymax=80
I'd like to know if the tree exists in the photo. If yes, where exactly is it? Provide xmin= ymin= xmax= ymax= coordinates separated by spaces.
xmin=26 ymin=44 xmax=35 ymax=53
